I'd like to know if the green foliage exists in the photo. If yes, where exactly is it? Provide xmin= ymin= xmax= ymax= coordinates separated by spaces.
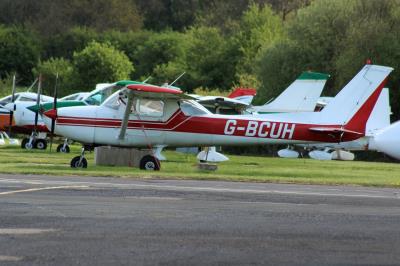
xmin=256 ymin=41 xmax=311 ymax=104
xmin=332 ymin=0 xmax=400 ymax=120
xmin=101 ymin=30 xmax=153 ymax=65
xmin=235 ymin=3 xmax=285 ymax=76
xmin=132 ymin=31 xmax=188 ymax=81
xmin=0 ymin=75 xmax=14 ymax=98
xmin=0 ymin=0 xmax=142 ymax=36
xmin=256 ymin=0 xmax=400 ymax=116
xmin=73 ymin=41 xmax=134 ymax=90
xmin=234 ymin=73 xmax=261 ymax=91
xmin=185 ymin=26 xmax=237 ymax=90
xmin=44 ymin=27 xmax=99 ymax=59
xmin=193 ymin=87 xmax=229 ymax=97
xmin=0 ymin=25 xmax=40 ymax=84
xmin=32 ymin=58 xmax=74 ymax=96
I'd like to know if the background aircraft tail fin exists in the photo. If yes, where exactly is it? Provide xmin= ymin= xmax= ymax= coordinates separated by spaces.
xmin=256 ymin=71 xmax=329 ymax=113
xmin=228 ymin=88 xmax=257 ymax=104
xmin=365 ymin=88 xmax=391 ymax=136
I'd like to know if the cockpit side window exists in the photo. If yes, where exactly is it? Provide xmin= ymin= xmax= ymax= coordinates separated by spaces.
xmin=84 ymin=86 xmax=120 ymax=106
xmin=0 ymin=96 xmax=12 ymax=106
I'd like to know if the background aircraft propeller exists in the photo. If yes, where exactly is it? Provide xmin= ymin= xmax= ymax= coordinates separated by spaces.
xmin=49 ymin=73 xmax=59 ymax=152
xmin=33 ymin=74 xmax=42 ymax=135
xmin=7 ymin=74 xmax=16 ymax=137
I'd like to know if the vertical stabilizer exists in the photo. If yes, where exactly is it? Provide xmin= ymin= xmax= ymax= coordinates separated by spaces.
xmin=319 ymin=65 xmax=392 ymax=133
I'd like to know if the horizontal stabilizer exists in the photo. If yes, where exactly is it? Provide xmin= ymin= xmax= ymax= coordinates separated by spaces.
xmin=309 ymin=127 xmax=363 ymax=136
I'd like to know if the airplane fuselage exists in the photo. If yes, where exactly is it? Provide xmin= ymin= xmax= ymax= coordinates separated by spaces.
xmin=45 ymin=99 xmax=363 ymax=148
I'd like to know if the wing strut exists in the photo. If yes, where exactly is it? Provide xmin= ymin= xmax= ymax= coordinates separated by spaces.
xmin=118 ymin=90 xmax=134 ymax=140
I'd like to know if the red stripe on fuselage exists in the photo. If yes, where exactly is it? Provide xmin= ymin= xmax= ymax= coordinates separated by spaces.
xmin=55 ymin=111 xmax=363 ymax=143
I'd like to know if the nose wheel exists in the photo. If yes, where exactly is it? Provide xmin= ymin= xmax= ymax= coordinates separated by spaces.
xmin=70 ymin=148 xmax=87 ymax=168
xmin=139 ymin=155 xmax=160 ymax=171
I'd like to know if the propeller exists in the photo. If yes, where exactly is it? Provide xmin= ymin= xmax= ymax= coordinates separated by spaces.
xmin=49 ymin=73 xmax=59 ymax=152
xmin=7 ymin=74 xmax=16 ymax=137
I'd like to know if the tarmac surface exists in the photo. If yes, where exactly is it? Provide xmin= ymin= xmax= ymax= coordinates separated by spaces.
xmin=0 ymin=173 xmax=399 ymax=265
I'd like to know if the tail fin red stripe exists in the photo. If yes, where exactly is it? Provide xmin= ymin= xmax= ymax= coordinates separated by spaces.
xmin=345 ymin=77 xmax=387 ymax=134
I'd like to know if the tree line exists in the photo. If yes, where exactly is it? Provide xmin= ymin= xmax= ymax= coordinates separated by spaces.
xmin=0 ymin=0 xmax=399 ymax=120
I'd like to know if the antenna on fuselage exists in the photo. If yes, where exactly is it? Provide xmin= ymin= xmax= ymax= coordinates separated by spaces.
xmin=168 ymin=72 xmax=186 ymax=87
xmin=142 ymin=76 xmax=152 ymax=83
xmin=26 ymin=78 xmax=38 ymax=92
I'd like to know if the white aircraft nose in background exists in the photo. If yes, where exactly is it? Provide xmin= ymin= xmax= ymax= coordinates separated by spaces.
xmin=370 ymin=121 xmax=400 ymax=160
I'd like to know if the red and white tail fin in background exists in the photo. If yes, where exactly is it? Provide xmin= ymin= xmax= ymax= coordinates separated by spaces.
xmin=318 ymin=65 xmax=393 ymax=134
xmin=365 ymin=88 xmax=391 ymax=136
xmin=228 ymin=88 xmax=257 ymax=104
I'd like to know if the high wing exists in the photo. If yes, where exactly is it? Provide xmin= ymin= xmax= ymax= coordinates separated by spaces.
xmin=126 ymin=84 xmax=193 ymax=99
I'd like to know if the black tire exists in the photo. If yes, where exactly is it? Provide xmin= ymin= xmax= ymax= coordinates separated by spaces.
xmin=70 ymin=156 xmax=88 ymax=168
xmin=34 ymin=139 xmax=47 ymax=150
xmin=21 ymin=138 xmax=33 ymax=150
xmin=57 ymin=144 xmax=70 ymax=153
xmin=139 ymin=155 xmax=160 ymax=171
xmin=21 ymin=138 xmax=29 ymax=149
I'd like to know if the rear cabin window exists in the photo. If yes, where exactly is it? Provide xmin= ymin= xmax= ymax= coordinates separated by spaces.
xmin=135 ymin=99 xmax=164 ymax=117
xmin=180 ymin=100 xmax=211 ymax=116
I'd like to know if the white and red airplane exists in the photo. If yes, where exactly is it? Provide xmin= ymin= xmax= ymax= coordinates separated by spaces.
xmin=42 ymin=64 xmax=392 ymax=170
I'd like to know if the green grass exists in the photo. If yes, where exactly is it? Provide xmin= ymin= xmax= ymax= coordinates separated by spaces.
xmin=0 ymin=144 xmax=400 ymax=188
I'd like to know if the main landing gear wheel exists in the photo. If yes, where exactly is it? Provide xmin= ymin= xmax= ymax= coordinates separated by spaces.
xmin=21 ymin=138 xmax=33 ymax=150
xmin=139 ymin=155 xmax=160 ymax=171
xmin=34 ymin=139 xmax=47 ymax=150
xmin=57 ymin=144 xmax=70 ymax=153
xmin=70 ymin=156 xmax=88 ymax=168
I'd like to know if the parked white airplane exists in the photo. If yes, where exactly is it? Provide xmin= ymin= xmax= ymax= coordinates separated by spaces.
xmin=42 ymin=64 xmax=392 ymax=170
xmin=0 ymin=90 xmax=53 ymax=149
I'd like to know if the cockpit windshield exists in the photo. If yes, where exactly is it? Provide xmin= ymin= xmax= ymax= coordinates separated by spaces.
xmin=84 ymin=85 xmax=120 ymax=106
xmin=180 ymin=100 xmax=212 ymax=116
